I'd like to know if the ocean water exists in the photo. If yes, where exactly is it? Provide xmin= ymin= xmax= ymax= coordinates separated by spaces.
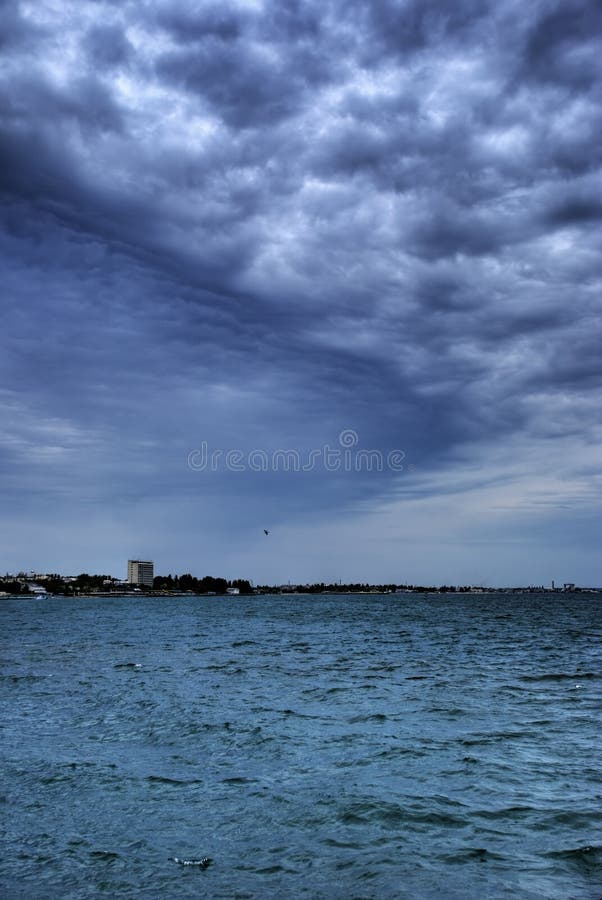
xmin=1 ymin=592 xmax=601 ymax=899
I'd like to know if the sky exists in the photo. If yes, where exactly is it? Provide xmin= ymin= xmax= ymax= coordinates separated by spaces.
xmin=1 ymin=0 xmax=601 ymax=587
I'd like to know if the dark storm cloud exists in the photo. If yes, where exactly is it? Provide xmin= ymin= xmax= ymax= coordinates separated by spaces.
xmin=0 ymin=0 xmax=40 ymax=50
xmin=546 ymin=194 xmax=602 ymax=227
xmin=155 ymin=2 xmax=336 ymax=128
xmin=156 ymin=2 xmax=247 ymax=42
xmin=520 ymin=0 xmax=602 ymax=89
xmin=1 ymin=74 xmax=124 ymax=136
xmin=83 ymin=23 xmax=134 ymax=69
xmin=0 ymin=0 xmax=601 ymax=576
xmin=156 ymin=43 xmax=301 ymax=128
xmin=355 ymin=0 xmax=496 ymax=61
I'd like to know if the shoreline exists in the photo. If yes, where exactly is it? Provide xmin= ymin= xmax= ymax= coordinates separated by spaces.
xmin=1 ymin=588 xmax=601 ymax=600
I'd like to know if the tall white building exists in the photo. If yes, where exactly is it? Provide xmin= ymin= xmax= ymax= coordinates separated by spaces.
xmin=127 ymin=560 xmax=154 ymax=587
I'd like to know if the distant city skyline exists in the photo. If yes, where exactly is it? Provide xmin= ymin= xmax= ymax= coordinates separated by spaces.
xmin=1 ymin=565 xmax=597 ymax=593
xmin=0 ymin=566 xmax=595 ymax=594
xmin=1 ymin=0 xmax=600 ymax=586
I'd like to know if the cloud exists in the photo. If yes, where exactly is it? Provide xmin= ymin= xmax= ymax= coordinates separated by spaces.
xmin=520 ymin=0 xmax=602 ymax=89
xmin=154 ymin=3 xmax=336 ymax=128
xmin=0 ymin=0 xmax=42 ymax=50
xmin=0 ymin=0 xmax=600 ymax=582
xmin=83 ymin=23 xmax=134 ymax=69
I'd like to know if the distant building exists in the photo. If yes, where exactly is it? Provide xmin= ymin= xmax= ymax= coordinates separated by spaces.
xmin=127 ymin=560 xmax=154 ymax=587
xmin=226 ymin=587 xmax=240 ymax=595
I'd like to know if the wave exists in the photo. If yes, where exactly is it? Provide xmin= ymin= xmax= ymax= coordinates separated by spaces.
xmin=89 ymin=850 xmax=121 ymax=861
xmin=519 ymin=672 xmax=599 ymax=682
xmin=338 ymin=800 xmax=466 ymax=828
xmin=146 ymin=775 xmax=204 ymax=786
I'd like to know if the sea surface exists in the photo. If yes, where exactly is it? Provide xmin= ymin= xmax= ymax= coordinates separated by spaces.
xmin=1 ymin=592 xmax=601 ymax=899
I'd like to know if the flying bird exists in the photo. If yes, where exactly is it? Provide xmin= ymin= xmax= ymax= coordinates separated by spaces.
xmin=264 ymin=529 xmax=269 ymax=536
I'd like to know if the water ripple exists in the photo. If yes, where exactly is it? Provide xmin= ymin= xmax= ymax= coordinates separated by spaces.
xmin=1 ymin=591 xmax=601 ymax=899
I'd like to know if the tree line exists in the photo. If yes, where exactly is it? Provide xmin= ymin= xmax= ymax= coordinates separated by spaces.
xmin=0 ymin=573 xmax=253 ymax=595
xmin=152 ymin=574 xmax=253 ymax=594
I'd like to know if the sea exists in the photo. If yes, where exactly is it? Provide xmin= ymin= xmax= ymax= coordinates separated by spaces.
xmin=1 ymin=592 xmax=601 ymax=899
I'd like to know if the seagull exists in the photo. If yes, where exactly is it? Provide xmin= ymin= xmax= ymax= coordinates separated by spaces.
xmin=264 ymin=529 xmax=269 ymax=536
